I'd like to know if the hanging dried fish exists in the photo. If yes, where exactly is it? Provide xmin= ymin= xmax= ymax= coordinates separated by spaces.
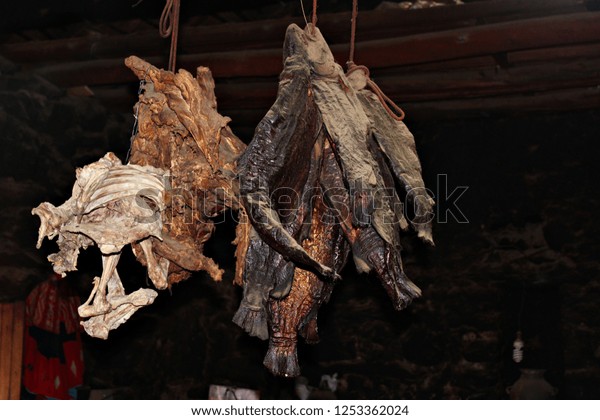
xmin=233 ymin=34 xmax=340 ymax=339
xmin=233 ymin=133 xmax=326 ymax=338
xmin=236 ymin=23 xmax=433 ymax=377
xmin=320 ymin=142 xmax=421 ymax=310
xmin=236 ymin=44 xmax=337 ymax=280
xmin=264 ymin=187 xmax=349 ymax=377
xmin=347 ymin=67 xmax=435 ymax=244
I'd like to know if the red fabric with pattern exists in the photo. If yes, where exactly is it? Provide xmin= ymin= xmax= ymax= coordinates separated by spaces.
xmin=23 ymin=275 xmax=84 ymax=399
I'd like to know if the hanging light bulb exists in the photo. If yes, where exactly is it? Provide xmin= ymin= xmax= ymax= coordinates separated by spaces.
xmin=512 ymin=330 xmax=524 ymax=363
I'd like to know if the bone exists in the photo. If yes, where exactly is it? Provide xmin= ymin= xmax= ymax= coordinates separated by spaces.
xmin=139 ymin=238 xmax=169 ymax=290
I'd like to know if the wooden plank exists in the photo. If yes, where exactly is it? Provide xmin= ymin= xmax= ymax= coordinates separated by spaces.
xmin=373 ymin=58 xmax=600 ymax=101
xmin=375 ymin=56 xmax=498 ymax=76
xmin=402 ymin=86 xmax=600 ymax=119
xmin=508 ymin=42 xmax=600 ymax=65
xmin=347 ymin=12 xmax=600 ymax=69
xmin=92 ymin=52 xmax=600 ymax=112
xmin=32 ymin=12 xmax=600 ymax=88
xmin=220 ymin=85 xmax=600 ymax=133
xmin=0 ymin=303 xmax=15 ymax=400
xmin=0 ymin=0 xmax=586 ymax=64
xmin=9 ymin=302 xmax=24 ymax=400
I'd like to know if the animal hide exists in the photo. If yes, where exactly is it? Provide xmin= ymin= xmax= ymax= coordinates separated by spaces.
xmin=125 ymin=56 xmax=248 ymax=286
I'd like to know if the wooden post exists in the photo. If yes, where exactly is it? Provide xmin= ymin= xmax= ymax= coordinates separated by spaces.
xmin=0 ymin=302 xmax=25 ymax=400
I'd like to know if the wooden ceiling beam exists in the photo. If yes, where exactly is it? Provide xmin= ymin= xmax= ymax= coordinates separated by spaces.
xmin=0 ymin=0 xmax=587 ymax=64
xmin=32 ymin=12 xmax=600 ymax=88
xmin=207 ymin=83 xmax=600 ymax=135
xmin=89 ymin=52 xmax=600 ymax=117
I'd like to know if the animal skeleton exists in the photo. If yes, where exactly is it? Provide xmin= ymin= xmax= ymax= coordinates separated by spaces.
xmin=33 ymin=153 xmax=168 ymax=339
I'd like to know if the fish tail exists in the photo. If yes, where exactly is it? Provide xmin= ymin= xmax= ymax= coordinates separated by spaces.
xmin=263 ymin=335 xmax=300 ymax=377
xmin=232 ymin=302 xmax=269 ymax=340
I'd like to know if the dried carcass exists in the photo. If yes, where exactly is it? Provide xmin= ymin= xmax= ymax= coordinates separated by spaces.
xmin=235 ymin=23 xmax=433 ymax=376
xmin=264 ymin=148 xmax=350 ymax=377
xmin=32 ymin=153 xmax=168 ymax=339
xmin=125 ymin=56 xmax=248 ymax=287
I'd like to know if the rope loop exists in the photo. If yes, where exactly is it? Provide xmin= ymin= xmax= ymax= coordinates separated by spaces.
xmin=159 ymin=0 xmax=181 ymax=73
xmin=346 ymin=1 xmax=405 ymax=121
xmin=312 ymin=0 xmax=318 ymax=33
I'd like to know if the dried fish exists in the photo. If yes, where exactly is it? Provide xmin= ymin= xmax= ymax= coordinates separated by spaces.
xmin=235 ymin=23 xmax=433 ymax=376
xmin=347 ymin=68 xmax=435 ymax=244
xmin=264 ymin=189 xmax=349 ymax=377
xmin=320 ymin=141 xmax=421 ymax=310
xmin=237 ymin=44 xmax=336 ymax=280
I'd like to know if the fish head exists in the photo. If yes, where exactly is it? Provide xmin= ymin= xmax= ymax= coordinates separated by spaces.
xmin=283 ymin=23 xmax=338 ymax=77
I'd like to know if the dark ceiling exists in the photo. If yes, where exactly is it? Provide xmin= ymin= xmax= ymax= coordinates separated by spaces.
xmin=0 ymin=0 xmax=383 ymax=36
xmin=1 ymin=0 xmax=599 ymax=138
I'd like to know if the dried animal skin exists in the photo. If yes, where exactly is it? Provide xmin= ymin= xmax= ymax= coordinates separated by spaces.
xmin=32 ymin=153 xmax=167 ymax=338
xmin=33 ymin=57 xmax=248 ymax=340
xmin=125 ymin=56 xmax=246 ymax=285
xmin=290 ymin=24 xmax=401 ymax=245
xmin=320 ymin=140 xmax=421 ymax=310
xmin=264 ymin=191 xmax=349 ymax=377
xmin=347 ymin=68 xmax=435 ymax=244
xmin=237 ymin=47 xmax=336 ymax=280
xmin=234 ymin=131 xmax=327 ymax=339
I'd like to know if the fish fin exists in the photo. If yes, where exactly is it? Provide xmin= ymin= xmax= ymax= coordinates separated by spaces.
xmin=232 ymin=303 xmax=269 ymax=340
xmin=299 ymin=317 xmax=320 ymax=344
xmin=263 ymin=338 xmax=300 ymax=378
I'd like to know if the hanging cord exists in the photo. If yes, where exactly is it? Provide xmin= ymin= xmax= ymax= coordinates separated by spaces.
xmin=346 ymin=0 xmax=405 ymax=121
xmin=347 ymin=64 xmax=406 ymax=121
xmin=312 ymin=0 xmax=318 ymax=31
xmin=159 ymin=0 xmax=181 ymax=73
xmin=348 ymin=0 xmax=358 ymax=65
xmin=126 ymin=68 xmax=150 ymax=163
xmin=300 ymin=0 xmax=308 ymax=26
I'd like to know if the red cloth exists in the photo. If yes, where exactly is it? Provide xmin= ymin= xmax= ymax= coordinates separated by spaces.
xmin=23 ymin=276 xmax=84 ymax=399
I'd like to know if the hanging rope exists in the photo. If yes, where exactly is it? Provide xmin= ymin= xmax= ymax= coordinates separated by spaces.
xmin=347 ymin=64 xmax=405 ymax=121
xmin=312 ymin=0 xmax=318 ymax=30
xmin=159 ymin=0 xmax=181 ymax=73
xmin=348 ymin=0 xmax=358 ymax=65
xmin=300 ymin=0 xmax=308 ymax=26
xmin=346 ymin=0 xmax=405 ymax=121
